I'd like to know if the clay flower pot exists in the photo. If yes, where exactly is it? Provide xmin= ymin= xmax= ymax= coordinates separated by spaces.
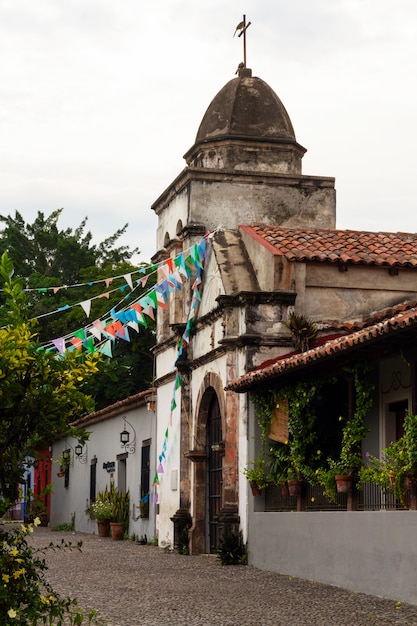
xmin=335 ymin=475 xmax=353 ymax=494
xmin=110 ymin=522 xmax=125 ymax=540
xmin=96 ymin=520 xmax=110 ymax=537
xmin=287 ymin=479 xmax=303 ymax=497
xmin=249 ymin=481 xmax=262 ymax=497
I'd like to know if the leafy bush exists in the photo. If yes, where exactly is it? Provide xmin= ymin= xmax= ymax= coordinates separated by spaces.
xmin=217 ymin=530 xmax=247 ymax=566
xmin=90 ymin=500 xmax=113 ymax=521
xmin=0 ymin=518 xmax=102 ymax=625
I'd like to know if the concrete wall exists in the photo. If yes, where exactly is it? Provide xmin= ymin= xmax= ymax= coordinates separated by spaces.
xmin=248 ymin=509 xmax=417 ymax=605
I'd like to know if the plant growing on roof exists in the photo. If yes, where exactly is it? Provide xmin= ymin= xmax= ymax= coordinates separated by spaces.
xmin=283 ymin=312 xmax=318 ymax=352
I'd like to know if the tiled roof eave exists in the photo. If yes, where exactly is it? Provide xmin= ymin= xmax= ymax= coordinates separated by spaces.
xmin=70 ymin=388 xmax=156 ymax=427
xmin=228 ymin=308 xmax=417 ymax=392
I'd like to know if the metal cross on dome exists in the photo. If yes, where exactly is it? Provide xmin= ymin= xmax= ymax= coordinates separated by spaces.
xmin=233 ymin=15 xmax=252 ymax=70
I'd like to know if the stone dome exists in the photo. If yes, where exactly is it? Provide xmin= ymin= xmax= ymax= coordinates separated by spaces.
xmin=196 ymin=72 xmax=296 ymax=143
xmin=184 ymin=69 xmax=306 ymax=175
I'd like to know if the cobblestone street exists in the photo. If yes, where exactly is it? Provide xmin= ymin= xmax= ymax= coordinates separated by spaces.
xmin=29 ymin=527 xmax=417 ymax=626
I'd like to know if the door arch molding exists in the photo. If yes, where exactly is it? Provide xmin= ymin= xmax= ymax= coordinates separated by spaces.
xmin=188 ymin=372 xmax=225 ymax=554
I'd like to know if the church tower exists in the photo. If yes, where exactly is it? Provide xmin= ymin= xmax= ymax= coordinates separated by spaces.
xmin=152 ymin=65 xmax=335 ymax=258
xmin=151 ymin=58 xmax=336 ymax=553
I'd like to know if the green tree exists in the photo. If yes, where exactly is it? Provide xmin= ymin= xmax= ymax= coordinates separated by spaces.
xmin=0 ymin=252 xmax=102 ymax=516
xmin=0 ymin=210 xmax=156 ymax=409
xmin=0 ymin=208 xmax=137 ymax=282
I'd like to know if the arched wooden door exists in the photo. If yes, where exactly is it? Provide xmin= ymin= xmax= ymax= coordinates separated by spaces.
xmin=206 ymin=394 xmax=223 ymax=553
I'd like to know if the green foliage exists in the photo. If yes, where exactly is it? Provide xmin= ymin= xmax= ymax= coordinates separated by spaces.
xmin=0 ymin=519 xmax=103 ymax=625
xmin=243 ymin=456 xmax=270 ymax=490
xmin=107 ymin=486 xmax=130 ymax=527
xmin=0 ymin=210 xmax=156 ymax=409
xmin=315 ymin=365 xmax=373 ymax=501
xmin=359 ymin=411 xmax=417 ymax=503
xmin=268 ymin=440 xmax=291 ymax=485
xmin=0 ymin=253 xmax=101 ymax=516
xmin=23 ymin=485 xmax=53 ymax=522
xmin=338 ymin=366 xmax=373 ymax=472
xmin=147 ymin=536 xmax=158 ymax=546
xmin=0 ymin=209 xmax=138 ymax=283
xmin=283 ymin=312 xmax=318 ymax=352
xmin=251 ymin=365 xmax=374 ymax=502
xmin=251 ymin=383 xmax=320 ymax=483
xmin=89 ymin=500 xmax=113 ymax=522
xmin=52 ymin=513 xmax=76 ymax=533
xmin=217 ymin=530 xmax=248 ymax=566
xmin=285 ymin=382 xmax=320 ymax=479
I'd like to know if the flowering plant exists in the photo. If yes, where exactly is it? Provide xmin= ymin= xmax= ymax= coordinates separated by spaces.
xmin=90 ymin=500 xmax=113 ymax=521
xmin=0 ymin=518 xmax=102 ymax=625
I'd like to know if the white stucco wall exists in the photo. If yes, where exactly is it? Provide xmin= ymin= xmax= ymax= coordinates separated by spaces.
xmin=50 ymin=402 xmax=156 ymax=541
xmin=154 ymin=381 xmax=181 ymax=547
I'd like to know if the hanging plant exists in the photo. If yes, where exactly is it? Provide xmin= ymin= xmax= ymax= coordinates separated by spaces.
xmin=316 ymin=364 xmax=373 ymax=502
xmin=251 ymin=382 xmax=321 ymax=484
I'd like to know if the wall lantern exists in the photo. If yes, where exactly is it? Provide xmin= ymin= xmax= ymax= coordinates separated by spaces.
xmin=74 ymin=443 xmax=88 ymax=464
xmin=120 ymin=417 xmax=136 ymax=453
xmin=120 ymin=429 xmax=130 ymax=445
xmin=62 ymin=449 xmax=71 ymax=462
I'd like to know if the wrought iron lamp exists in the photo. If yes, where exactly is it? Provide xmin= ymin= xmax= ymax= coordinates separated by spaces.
xmin=74 ymin=443 xmax=88 ymax=464
xmin=120 ymin=417 xmax=136 ymax=453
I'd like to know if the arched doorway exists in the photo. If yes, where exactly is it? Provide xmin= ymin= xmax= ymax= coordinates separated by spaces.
xmin=189 ymin=373 xmax=239 ymax=555
xmin=206 ymin=394 xmax=222 ymax=553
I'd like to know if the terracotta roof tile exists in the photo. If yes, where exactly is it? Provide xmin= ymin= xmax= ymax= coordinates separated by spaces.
xmin=241 ymin=225 xmax=417 ymax=267
xmin=325 ymin=300 xmax=417 ymax=331
xmin=228 ymin=307 xmax=417 ymax=392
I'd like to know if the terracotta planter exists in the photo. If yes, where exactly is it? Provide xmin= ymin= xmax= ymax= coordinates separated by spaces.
xmin=97 ymin=519 xmax=110 ymax=538
xmin=280 ymin=482 xmax=289 ymax=496
xmin=249 ymin=481 xmax=262 ymax=497
xmin=110 ymin=522 xmax=125 ymax=540
xmin=335 ymin=475 xmax=353 ymax=493
xmin=287 ymin=479 xmax=303 ymax=497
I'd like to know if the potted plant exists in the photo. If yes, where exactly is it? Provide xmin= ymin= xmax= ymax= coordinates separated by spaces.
xmin=90 ymin=500 xmax=113 ymax=537
xmin=359 ymin=411 xmax=417 ymax=504
xmin=24 ymin=485 xmax=52 ymax=526
xmin=243 ymin=456 xmax=269 ymax=496
xmin=268 ymin=441 xmax=291 ymax=495
xmin=315 ymin=366 xmax=373 ymax=502
xmin=108 ymin=486 xmax=130 ymax=540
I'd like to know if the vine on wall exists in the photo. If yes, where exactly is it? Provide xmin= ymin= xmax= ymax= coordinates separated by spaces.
xmin=248 ymin=363 xmax=374 ymax=496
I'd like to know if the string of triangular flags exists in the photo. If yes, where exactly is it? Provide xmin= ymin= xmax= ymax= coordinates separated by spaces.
xmin=43 ymin=234 xmax=211 ymax=357
xmin=0 ymin=266 xmax=150 ymax=295
xmin=151 ymin=239 xmax=209 ymax=503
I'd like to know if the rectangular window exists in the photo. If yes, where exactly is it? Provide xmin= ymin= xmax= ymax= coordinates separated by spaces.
xmin=90 ymin=461 xmax=97 ymax=503
xmin=64 ymin=466 xmax=70 ymax=489
xmin=140 ymin=441 xmax=151 ymax=518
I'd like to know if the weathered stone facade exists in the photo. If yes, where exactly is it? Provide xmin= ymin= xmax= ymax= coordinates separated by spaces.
xmin=151 ymin=67 xmax=336 ymax=552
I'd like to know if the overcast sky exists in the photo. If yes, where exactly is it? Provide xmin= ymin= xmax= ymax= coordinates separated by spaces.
xmin=1 ymin=1 xmax=416 ymax=264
